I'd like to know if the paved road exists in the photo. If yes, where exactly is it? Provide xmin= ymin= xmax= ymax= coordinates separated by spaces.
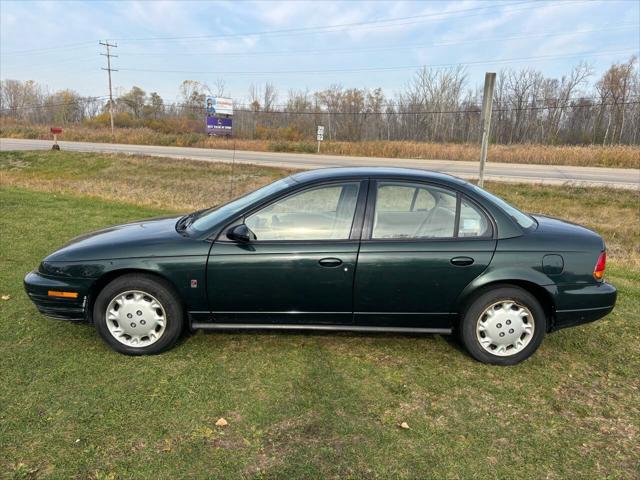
xmin=2 ymin=138 xmax=638 ymax=189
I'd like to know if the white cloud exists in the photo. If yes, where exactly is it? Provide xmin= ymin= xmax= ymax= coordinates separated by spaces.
xmin=1 ymin=0 xmax=637 ymax=98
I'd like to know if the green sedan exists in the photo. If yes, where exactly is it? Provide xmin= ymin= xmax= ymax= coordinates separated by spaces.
xmin=24 ymin=167 xmax=616 ymax=365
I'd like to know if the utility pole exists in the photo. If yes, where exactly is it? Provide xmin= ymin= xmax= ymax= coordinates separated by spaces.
xmin=478 ymin=72 xmax=496 ymax=188
xmin=99 ymin=41 xmax=118 ymax=137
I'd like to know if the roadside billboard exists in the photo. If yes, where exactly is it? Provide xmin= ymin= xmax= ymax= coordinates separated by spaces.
xmin=205 ymin=97 xmax=233 ymax=116
xmin=206 ymin=115 xmax=233 ymax=136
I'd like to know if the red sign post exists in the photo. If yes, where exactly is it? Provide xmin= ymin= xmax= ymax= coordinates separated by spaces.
xmin=50 ymin=127 xmax=62 ymax=150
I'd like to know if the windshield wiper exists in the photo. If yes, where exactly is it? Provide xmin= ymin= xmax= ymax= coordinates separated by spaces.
xmin=176 ymin=208 xmax=206 ymax=232
xmin=175 ymin=214 xmax=192 ymax=232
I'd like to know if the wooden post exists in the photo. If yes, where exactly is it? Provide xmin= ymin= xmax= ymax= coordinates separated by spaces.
xmin=478 ymin=72 xmax=496 ymax=188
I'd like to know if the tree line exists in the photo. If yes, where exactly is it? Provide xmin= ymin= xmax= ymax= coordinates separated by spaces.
xmin=1 ymin=57 xmax=638 ymax=145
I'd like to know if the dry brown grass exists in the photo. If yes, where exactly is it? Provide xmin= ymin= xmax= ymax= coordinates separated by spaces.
xmin=1 ymin=150 xmax=638 ymax=269
xmin=2 ymin=123 xmax=638 ymax=168
xmin=0 ymin=150 xmax=293 ymax=212
xmin=320 ymin=140 xmax=640 ymax=169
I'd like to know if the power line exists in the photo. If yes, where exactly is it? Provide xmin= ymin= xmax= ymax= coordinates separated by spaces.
xmin=111 ymin=0 xmax=536 ymax=42
xmin=5 ymin=92 xmax=632 ymax=111
xmin=4 ymin=23 xmax=635 ymax=74
xmin=1 ymin=56 xmax=101 ymax=74
xmin=116 ymin=48 xmax=637 ymax=76
xmin=0 ymin=97 xmax=108 ymax=112
xmin=0 ymin=41 xmax=96 ymax=56
xmin=3 ymin=99 xmax=638 ymax=115
xmin=216 ymin=101 xmax=640 ymax=115
xmin=0 ymin=0 xmax=546 ymax=55
xmin=211 ymin=96 xmax=640 ymax=111
xmin=111 ymin=1 xmax=608 ymax=45
xmin=1 ymin=0 xmax=632 ymax=60
xmin=116 ymin=24 xmax=639 ymax=58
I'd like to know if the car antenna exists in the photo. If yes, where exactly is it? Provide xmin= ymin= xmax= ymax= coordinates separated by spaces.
xmin=228 ymin=138 xmax=237 ymax=200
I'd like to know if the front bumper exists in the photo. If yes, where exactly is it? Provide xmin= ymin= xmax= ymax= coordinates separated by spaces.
xmin=23 ymin=271 xmax=93 ymax=321
xmin=549 ymin=281 xmax=617 ymax=331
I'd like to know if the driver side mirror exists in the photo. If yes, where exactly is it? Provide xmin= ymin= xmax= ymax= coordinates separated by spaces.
xmin=227 ymin=223 xmax=257 ymax=243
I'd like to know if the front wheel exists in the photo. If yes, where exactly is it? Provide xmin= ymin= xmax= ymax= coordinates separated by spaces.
xmin=460 ymin=286 xmax=546 ymax=365
xmin=93 ymin=274 xmax=183 ymax=355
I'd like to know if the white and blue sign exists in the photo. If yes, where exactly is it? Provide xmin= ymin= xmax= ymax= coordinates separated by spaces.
xmin=205 ymin=97 xmax=233 ymax=117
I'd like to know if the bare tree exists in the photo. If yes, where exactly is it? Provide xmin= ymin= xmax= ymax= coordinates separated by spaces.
xmin=1 ymin=57 xmax=638 ymax=145
xmin=595 ymin=57 xmax=637 ymax=144
xmin=263 ymin=82 xmax=278 ymax=112
xmin=179 ymin=80 xmax=209 ymax=116
xmin=213 ymin=78 xmax=226 ymax=97
xmin=248 ymin=83 xmax=261 ymax=111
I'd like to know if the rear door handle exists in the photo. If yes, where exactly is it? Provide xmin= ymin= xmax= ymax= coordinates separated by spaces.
xmin=318 ymin=257 xmax=343 ymax=268
xmin=450 ymin=256 xmax=474 ymax=266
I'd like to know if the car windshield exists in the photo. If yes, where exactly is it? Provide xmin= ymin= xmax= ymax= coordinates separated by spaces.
xmin=470 ymin=184 xmax=536 ymax=230
xmin=188 ymin=177 xmax=294 ymax=233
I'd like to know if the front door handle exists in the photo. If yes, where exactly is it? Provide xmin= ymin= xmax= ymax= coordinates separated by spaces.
xmin=319 ymin=257 xmax=343 ymax=268
xmin=450 ymin=256 xmax=474 ymax=266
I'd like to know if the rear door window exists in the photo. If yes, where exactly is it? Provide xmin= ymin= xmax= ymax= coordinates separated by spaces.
xmin=371 ymin=182 xmax=493 ymax=240
xmin=459 ymin=199 xmax=492 ymax=238
xmin=372 ymin=183 xmax=457 ymax=239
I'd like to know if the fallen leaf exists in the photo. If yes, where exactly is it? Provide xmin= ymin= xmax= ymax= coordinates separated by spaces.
xmin=215 ymin=418 xmax=228 ymax=427
xmin=399 ymin=422 xmax=410 ymax=429
xmin=1 ymin=295 xmax=10 ymax=301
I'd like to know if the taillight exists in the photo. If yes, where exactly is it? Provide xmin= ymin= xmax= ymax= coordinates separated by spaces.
xmin=593 ymin=251 xmax=606 ymax=281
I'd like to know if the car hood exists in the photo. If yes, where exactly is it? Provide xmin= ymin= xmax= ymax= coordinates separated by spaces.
xmin=44 ymin=215 xmax=206 ymax=262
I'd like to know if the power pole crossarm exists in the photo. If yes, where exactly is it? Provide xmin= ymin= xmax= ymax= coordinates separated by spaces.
xmin=99 ymin=41 xmax=118 ymax=138
xmin=478 ymin=72 xmax=496 ymax=188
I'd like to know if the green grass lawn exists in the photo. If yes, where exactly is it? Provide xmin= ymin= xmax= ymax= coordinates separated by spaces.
xmin=1 ymin=152 xmax=639 ymax=479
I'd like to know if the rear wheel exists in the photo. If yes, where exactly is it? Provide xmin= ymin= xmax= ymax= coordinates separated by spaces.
xmin=93 ymin=274 xmax=183 ymax=355
xmin=460 ymin=286 xmax=546 ymax=365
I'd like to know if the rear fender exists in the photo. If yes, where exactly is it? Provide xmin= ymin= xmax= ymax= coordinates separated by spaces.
xmin=455 ymin=267 xmax=557 ymax=325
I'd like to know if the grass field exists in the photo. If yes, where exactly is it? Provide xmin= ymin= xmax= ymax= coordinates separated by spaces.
xmin=2 ymin=124 xmax=639 ymax=169
xmin=1 ymin=151 xmax=639 ymax=479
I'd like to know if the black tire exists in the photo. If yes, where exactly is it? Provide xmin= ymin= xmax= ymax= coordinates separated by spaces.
xmin=93 ymin=273 xmax=184 ymax=355
xmin=460 ymin=286 xmax=546 ymax=365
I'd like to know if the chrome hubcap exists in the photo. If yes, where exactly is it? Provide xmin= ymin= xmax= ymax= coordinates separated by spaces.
xmin=476 ymin=300 xmax=534 ymax=357
xmin=106 ymin=290 xmax=166 ymax=347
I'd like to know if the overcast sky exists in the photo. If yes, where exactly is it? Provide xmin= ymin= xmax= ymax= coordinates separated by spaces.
xmin=1 ymin=0 xmax=638 ymax=104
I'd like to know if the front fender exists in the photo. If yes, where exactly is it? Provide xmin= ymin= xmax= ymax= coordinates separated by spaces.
xmin=39 ymin=256 xmax=209 ymax=314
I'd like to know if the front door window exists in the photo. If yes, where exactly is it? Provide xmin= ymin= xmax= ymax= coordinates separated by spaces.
xmin=245 ymin=183 xmax=360 ymax=241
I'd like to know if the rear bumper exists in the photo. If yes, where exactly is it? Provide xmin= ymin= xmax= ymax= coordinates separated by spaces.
xmin=549 ymin=281 xmax=617 ymax=331
xmin=23 ymin=271 xmax=92 ymax=321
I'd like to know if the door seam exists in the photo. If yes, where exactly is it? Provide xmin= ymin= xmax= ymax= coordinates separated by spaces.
xmin=350 ymin=177 xmax=371 ymax=324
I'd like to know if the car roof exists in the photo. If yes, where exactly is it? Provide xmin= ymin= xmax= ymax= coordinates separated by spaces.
xmin=290 ymin=167 xmax=468 ymax=187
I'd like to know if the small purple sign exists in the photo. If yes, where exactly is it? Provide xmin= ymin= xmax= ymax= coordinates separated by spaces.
xmin=206 ymin=116 xmax=233 ymax=136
